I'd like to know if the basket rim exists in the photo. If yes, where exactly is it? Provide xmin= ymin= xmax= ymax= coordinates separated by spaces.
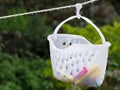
xmin=47 ymin=34 xmax=111 ymax=51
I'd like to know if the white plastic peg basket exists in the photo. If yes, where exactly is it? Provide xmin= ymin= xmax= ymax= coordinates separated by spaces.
xmin=47 ymin=4 xmax=111 ymax=87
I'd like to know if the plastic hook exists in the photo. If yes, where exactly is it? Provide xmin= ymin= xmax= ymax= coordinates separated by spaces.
xmin=75 ymin=3 xmax=83 ymax=19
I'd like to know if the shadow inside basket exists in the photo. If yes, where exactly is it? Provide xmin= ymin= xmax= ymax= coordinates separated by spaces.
xmin=50 ymin=34 xmax=92 ymax=49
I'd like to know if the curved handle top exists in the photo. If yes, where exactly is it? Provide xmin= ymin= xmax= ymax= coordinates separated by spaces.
xmin=53 ymin=15 xmax=106 ymax=44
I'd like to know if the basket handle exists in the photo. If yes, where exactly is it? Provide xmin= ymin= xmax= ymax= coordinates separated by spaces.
xmin=53 ymin=3 xmax=106 ymax=43
xmin=53 ymin=15 xmax=106 ymax=43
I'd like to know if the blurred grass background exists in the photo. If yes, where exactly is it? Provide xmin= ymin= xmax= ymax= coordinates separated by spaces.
xmin=0 ymin=0 xmax=120 ymax=90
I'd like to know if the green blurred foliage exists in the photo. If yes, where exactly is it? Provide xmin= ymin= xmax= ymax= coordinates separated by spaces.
xmin=0 ymin=52 xmax=72 ymax=90
xmin=0 ymin=8 xmax=52 ymax=58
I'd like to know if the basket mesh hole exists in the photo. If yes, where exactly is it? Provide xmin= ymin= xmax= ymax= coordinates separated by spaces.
xmin=82 ymin=60 xmax=84 ymax=62
xmin=66 ymin=59 xmax=68 ymax=61
xmin=79 ymin=54 xmax=81 ymax=57
xmin=66 ymin=66 xmax=68 ymax=69
xmin=70 ymin=57 xmax=72 ymax=59
xmin=56 ymin=63 xmax=57 ymax=66
xmin=88 ymin=59 xmax=91 ymax=62
xmin=60 ymin=66 xmax=62 ymax=69
xmin=74 ymin=54 xmax=77 ymax=57
xmin=58 ymin=72 xmax=60 ymax=75
xmin=76 ymin=68 xmax=79 ymax=72
xmin=71 ymin=63 xmax=74 ymax=66
xmin=62 ymin=42 xmax=66 ymax=45
xmin=69 ymin=42 xmax=72 ymax=45
xmin=92 ymin=54 xmax=94 ymax=56
xmin=76 ymin=61 xmax=78 ymax=64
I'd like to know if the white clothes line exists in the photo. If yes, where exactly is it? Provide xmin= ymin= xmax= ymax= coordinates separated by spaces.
xmin=0 ymin=0 xmax=98 ymax=19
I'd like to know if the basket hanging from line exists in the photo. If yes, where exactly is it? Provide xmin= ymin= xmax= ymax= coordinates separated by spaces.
xmin=47 ymin=3 xmax=111 ymax=87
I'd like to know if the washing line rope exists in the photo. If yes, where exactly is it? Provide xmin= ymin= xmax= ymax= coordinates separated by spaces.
xmin=0 ymin=0 xmax=98 ymax=19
